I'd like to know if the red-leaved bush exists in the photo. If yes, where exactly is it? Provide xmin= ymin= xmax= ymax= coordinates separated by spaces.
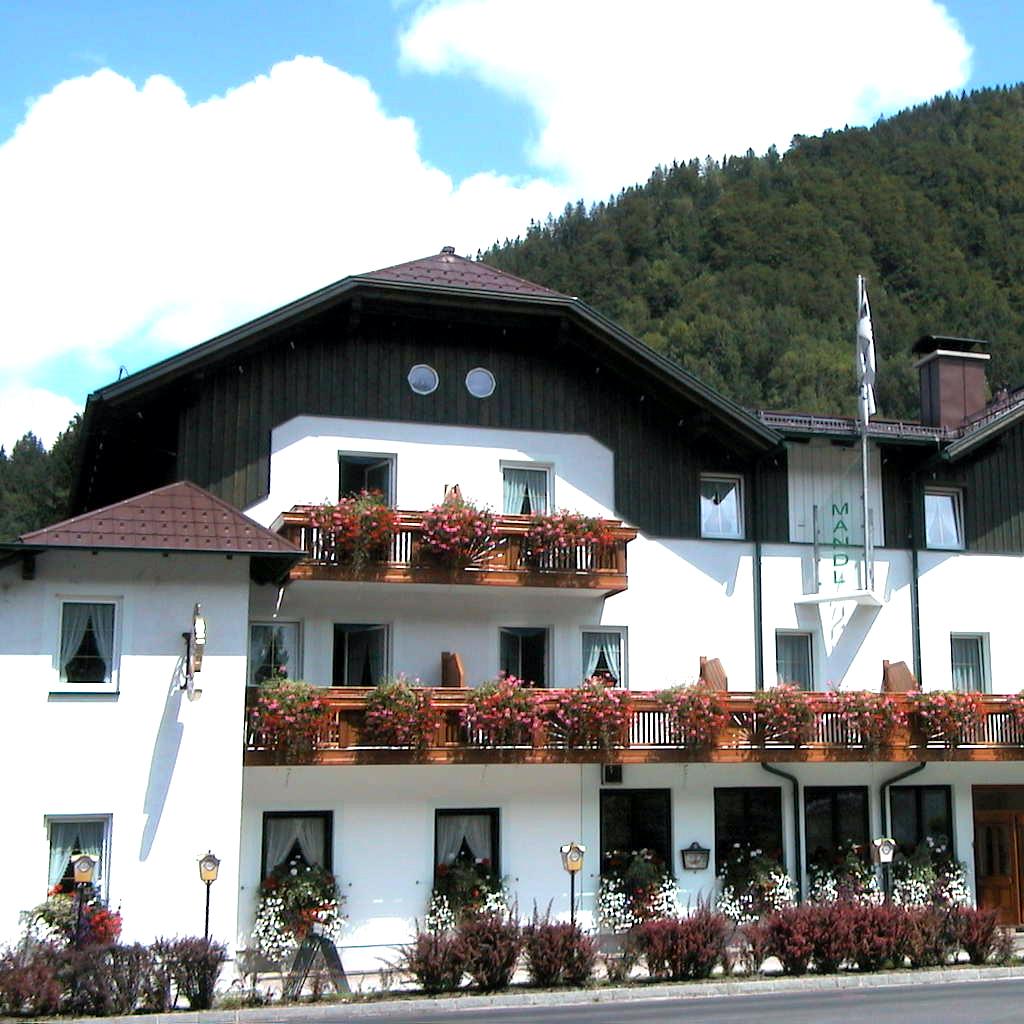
xmin=396 ymin=929 xmax=466 ymax=994
xmin=457 ymin=913 xmax=524 ymax=991
xmin=903 ymin=908 xmax=955 ymax=968
xmin=523 ymin=914 xmax=597 ymax=987
xmin=0 ymin=943 xmax=62 ymax=1017
xmin=739 ymin=921 xmax=772 ymax=975
xmin=949 ymin=906 xmax=1014 ymax=965
xmin=763 ymin=905 xmax=815 ymax=975
xmin=807 ymin=903 xmax=858 ymax=974
xmin=632 ymin=905 xmax=730 ymax=981
xmin=848 ymin=904 xmax=911 ymax=972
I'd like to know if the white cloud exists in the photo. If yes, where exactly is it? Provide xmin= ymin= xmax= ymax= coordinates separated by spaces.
xmin=400 ymin=0 xmax=972 ymax=197
xmin=0 ymin=384 xmax=79 ymax=452
xmin=0 ymin=57 xmax=568 ymax=380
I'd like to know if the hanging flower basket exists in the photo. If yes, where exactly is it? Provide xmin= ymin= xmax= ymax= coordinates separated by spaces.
xmin=250 ymin=680 xmax=332 ymax=764
xmin=546 ymin=678 xmax=633 ymax=750
xmin=752 ymin=684 xmax=816 ymax=747
xmin=419 ymin=492 xmax=497 ymax=568
xmin=909 ymin=690 xmax=985 ymax=748
xmin=461 ymin=675 xmax=540 ymax=746
xmin=311 ymin=491 xmax=397 ymax=570
xmin=657 ymin=683 xmax=729 ymax=749
xmin=822 ymin=689 xmax=907 ymax=750
xmin=522 ymin=510 xmax=613 ymax=566
xmin=363 ymin=676 xmax=439 ymax=750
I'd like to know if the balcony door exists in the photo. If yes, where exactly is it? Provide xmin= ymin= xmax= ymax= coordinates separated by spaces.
xmin=974 ymin=787 xmax=1024 ymax=925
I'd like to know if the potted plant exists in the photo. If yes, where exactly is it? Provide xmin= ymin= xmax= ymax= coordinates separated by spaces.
xmin=596 ymin=849 xmax=677 ymax=933
xmin=311 ymin=490 xmax=397 ymax=570
xmin=752 ymin=684 xmax=816 ymax=747
xmin=461 ymin=674 xmax=539 ymax=746
xmin=419 ymin=491 xmax=497 ymax=568
xmin=249 ymin=680 xmax=332 ymax=764
xmin=429 ymin=858 xmax=508 ymax=925
xmin=25 ymin=883 xmax=123 ymax=947
xmin=808 ymin=840 xmax=881 ymax=904
xmin=822 ymin=689 xmax=907 ymax=751
xmin=363 ymin=675 xmax=439 ymax=750
xmin=657 ymin=682 xmax=728 ymax=749
xmin=250 ymin=855 xmax=344 ymax=964
xmin=715 ymin=844 xmax=796 ymax=923
xmin=909 ymin=690 xmax=985 ymax=748
xmin=547 ymin=677 xmax=633 ymax=750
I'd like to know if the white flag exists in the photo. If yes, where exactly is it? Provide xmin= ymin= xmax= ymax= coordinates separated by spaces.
xmin=856 ymin=276 xmax=876 ymax=424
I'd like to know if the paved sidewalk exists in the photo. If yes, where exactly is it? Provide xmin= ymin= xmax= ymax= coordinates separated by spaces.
xmin=56 ymin=963 xmax=1024 ymax=1024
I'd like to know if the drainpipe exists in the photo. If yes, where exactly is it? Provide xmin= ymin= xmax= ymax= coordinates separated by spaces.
xmin=910 ymin=470 xmax=923 ymax=684
xmin=752 ymin=459 xmax=764 ymax=690
xmin=762 ymin=763 xmax=802 ymax=901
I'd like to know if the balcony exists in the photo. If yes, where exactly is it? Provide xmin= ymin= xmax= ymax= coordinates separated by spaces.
xmin=275 ymin=507 xmax=636 ymax=592
xmin=243 ymin=689 xmax=1024 ymax=767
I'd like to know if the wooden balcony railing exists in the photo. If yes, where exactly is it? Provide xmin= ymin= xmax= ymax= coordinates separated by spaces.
xmin=243 ymin=689 xmax=1024 ymax=766
xmin=276 ymin=508 xmax=636 ymax=591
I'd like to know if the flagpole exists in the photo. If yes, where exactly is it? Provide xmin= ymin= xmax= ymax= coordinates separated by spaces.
xmin=858 ymin=275 xmax=874 ymax=592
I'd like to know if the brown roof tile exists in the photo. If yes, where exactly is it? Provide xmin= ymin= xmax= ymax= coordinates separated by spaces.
xmin=21 ymin=481 xmax=301 ymax=556
xmin=363 ymin=248 xmax=567 ymax=298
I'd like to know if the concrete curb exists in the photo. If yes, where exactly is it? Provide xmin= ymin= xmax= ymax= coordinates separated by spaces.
xmin=58 ymin=964 xmax=1024 ymax=1024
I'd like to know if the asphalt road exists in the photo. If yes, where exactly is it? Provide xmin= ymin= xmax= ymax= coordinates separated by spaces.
xmin=305 ymin=977 xmax=1024 ymax=1024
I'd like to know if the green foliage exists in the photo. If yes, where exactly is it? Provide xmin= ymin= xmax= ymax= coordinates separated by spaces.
xmin=0 ymin=415 xmax=81 ymax=541
xmin=485 ymin=86 xmax=1024 ymax=418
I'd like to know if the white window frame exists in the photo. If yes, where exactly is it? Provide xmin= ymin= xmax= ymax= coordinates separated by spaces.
xmin=249 ymin=621 xmax=303 ymax=686
xmin=924 ymin=487 xmax=964 ymax=550
xmin=498 ymin=626 xmax=551 ymax=687
xmin=500 ymin=461 xmax=553 ymax=516
xmin=775 ymin=630 xmax=814 ymax=690
xmin=45 ymin=814 xmax=112 ymax=899
xmin=581 ymin=626 xmax=628 ymax=688
xmin=332 ymin=622 xmax=391 ymax=687
xmin=699 ymin=473 xmax=745 ymax=540
xmin=53 ymin=597 xmax=122 ymax=696
xmin=337 ymin=450 xmax=397 ymax=505
xmin=950 ymin=633 xmax=990 ymax=693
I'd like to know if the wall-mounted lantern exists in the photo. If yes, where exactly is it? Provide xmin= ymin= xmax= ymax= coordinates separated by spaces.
xmin=871 ymin=837 xmax=897 ymax=865
xmin=680 ymin=842 xmax=711 ymax=872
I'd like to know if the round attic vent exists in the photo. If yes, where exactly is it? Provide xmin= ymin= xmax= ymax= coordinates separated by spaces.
xmin=465 ymin=367 xmax=496 ymax=399
xmin=408 ymin=364 xmax=439 ymax=395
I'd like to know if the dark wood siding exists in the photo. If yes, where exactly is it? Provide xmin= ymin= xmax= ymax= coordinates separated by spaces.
xmin=149 ymin=300 xmax=767 ymax=539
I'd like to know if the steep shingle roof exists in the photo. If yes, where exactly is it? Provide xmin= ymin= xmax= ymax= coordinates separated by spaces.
xmin=362 ymin=248 xmax=568 ymax=297
xmin=20 ymin=481 xmax=300 ymax=556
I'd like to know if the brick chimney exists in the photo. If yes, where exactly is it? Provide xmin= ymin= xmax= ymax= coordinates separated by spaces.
xmin=912 ymin=335 xmax=991 ymax=428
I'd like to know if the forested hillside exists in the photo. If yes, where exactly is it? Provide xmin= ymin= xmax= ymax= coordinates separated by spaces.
xmin=485 ymin=86 xmax=1024 ymax=419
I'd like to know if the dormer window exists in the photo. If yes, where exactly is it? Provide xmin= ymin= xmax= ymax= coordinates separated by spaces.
xmin=924 ymin=488 xmax=964 ymax=549
xmin=502 ymin=465 xmax=550 ymax=515
xmin=700 ymin=474 xmax=744 ymax=539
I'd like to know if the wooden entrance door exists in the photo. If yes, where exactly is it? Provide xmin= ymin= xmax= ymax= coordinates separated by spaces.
xmin=974 ymin=811 xmax=1020 ymax=925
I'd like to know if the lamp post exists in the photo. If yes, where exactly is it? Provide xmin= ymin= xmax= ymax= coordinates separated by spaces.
xmin=559 ymin=842 xmax=585 ymax=929
xmin=198 ymin=852 xmax=220 ymax=941
xmin=72 ymin=854 xmax=97 ymax=949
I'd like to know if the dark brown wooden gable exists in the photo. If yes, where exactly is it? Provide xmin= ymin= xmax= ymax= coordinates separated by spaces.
xmin=87 ymin=297 xmax=769 ymax=539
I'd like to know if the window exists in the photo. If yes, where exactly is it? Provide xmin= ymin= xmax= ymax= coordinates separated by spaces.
xmin=582 ymin=628 xmax=626 ymax=686
xmin=700 ymin=474 xmax=744 ymax=539
xmin=714 ymin=788 xmax=783 ymax=874
xmin=47 ymin=816 xmax=110 ymax=895
xmin=338 ymin=452 xmax=395 ymax=503
xmin=600 ymin=789 xmax=672 ymax=872
xmin=407 ymin=364 xmax=438 ymax=395
xmin=502 ymin=465 xmax=550 ymax=515
xmin=435 ymin=809 xmax=499 ymax=875
xmin=58 ymin=601 xmax=117 ymax=690
xmin=951 ymin=634 xmax=989 ymax=693
xmin=775 ymin=631 xmax=813 ymax=689
xmin=249 ymin=622 xmax=301 ymax=685
xmin=499 ymin=627 xmax=547 ymax=687
xmin=262 ymin=812 xmax=332 ymax=875
xmin=804 ymin=786 xmax=869 ymax=868
xmin=332 ymin=624 xmax=388 ymax=686
xmin=924 ymin=488 xmax=964 ymax=549
xmin=890 ymin=786 xmax=953 ymax=858
xmin=465 ymin=367 xmax=496 ymax=398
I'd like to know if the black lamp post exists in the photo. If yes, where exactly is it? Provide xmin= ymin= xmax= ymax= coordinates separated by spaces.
xmin=559 ymin=842 xmax=585 ymax=929
xmin=198 ymin=852 xmax=220 ymax=941
xmin=72 ymin=854 xmax=97 ymax=948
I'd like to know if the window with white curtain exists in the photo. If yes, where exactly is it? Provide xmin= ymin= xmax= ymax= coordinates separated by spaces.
xmin=249 ymin=622 xmax=301 ymax=685
xmin=332 ymin=624 xmax=388 ymax=686
xmin=434 ymin=809 xmax=499 ymax=873
xmin=47 ymin=816 xmax=110 ymax=896
xmin=951 ymin=634 xmax=989 ymax=693
xmin=582 ymin=629 xmax=625 ymax=686
xmin=261 ymin=812 xmax=332 ymax=875
xmin=924 ymin=489 xmax=964 ymax=549
xmin=501 ymin=465 xmax=550 ymax=515
xmin=775 ymin=631 xmax=813 ymax=689
xmin=700 ymin=474 xmax=744 ymax=539
xmin=58 ymin=601 xmax=117 ymax=690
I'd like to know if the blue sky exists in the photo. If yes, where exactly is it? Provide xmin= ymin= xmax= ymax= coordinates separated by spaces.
xmin=0 ymin=0 xmax=1021 ymax=449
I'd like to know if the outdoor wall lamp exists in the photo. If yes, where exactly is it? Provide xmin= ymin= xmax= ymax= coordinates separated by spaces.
xmin=680 ymin=842 xmax=711 ymax=871
xmin=559 ymin=842 xmax=586 ymax=928
xmin=198 ymin=851 xmax=220 ymax=941
xmin=72 ymin=853 xmax=97 ymax=948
